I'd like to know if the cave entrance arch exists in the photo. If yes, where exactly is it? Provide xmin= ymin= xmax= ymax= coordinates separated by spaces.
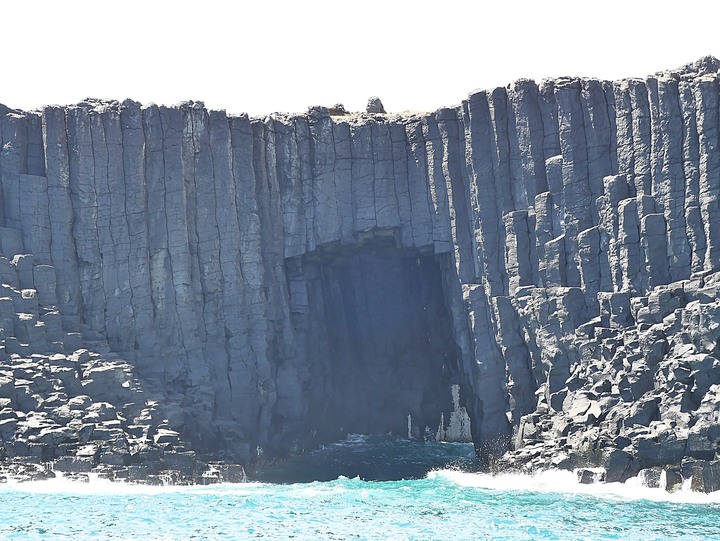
xmin=286 ymin=232 xmax=464 ymax=447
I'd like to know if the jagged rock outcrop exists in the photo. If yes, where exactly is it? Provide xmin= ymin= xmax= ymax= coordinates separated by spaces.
xmin=1 ymin=57 xmax=720 ymax=489
xmin=0 ymin=234 xmax=246 ymax=483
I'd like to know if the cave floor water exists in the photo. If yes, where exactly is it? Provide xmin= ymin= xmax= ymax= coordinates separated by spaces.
xmin=1 ymin=436 xmax=719 ymax=541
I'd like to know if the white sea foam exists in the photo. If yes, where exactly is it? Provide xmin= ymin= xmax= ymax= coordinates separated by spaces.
xmin=5 ymin=465 xmax=720 ymax=506
xmin=0 ymin=471 xmax=369 ymax=498
xmin=429 ymin=468 xmax=720 ymax=504
xmin=333 ymin=433 xmax=371 ymax=445
xmin=3 ymin=477 xmax=190 ymax=495
xmin=0 ymin=472 xmax=272 ymax=496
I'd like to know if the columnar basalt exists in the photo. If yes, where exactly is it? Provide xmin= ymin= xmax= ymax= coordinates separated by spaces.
xmin=1 ymin=57 xmax=720 ymax=488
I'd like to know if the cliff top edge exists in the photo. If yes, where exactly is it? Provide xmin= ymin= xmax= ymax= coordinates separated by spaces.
xmin=1 ymin=56 xmax=718 ymax=122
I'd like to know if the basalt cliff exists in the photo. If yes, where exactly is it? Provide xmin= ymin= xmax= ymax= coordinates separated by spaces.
xmin=1 ymin=57 xmax=720 ymax=489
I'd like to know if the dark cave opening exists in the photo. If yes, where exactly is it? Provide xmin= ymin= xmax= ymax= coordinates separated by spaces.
xmin=287 ymin=235 xmax=463 ymax=448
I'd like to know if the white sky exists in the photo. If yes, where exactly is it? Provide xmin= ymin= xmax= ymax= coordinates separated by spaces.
xmin=4 ymin=0 xmax=719 ymax=116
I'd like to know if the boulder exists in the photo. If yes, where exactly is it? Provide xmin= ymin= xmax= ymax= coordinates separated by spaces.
xmin=53 ymin=456 xmax=96 ymax=473
xmin=366 ymin=96 xmax=386 ymax=114
xmin=576 ymin=467 xmax=606 ymax=484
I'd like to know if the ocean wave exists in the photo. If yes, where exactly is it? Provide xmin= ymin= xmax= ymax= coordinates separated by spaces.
xmin=428 ymin=468 xmax=720 ymax=504
xmin=2 ymin=467 xmax=717 ymax=540
xmin=0 ymin=473 xmax=276 ymax=496
xmin=7 ymin=454 xmax=720 ymax=506
xmin=0 ymin=473 xmax=373 ymax=498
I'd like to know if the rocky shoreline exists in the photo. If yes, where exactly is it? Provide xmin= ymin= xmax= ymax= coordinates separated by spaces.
xmin=0 ymin=245 xmax=245 ymax=485
xmin=493 ymin=270 xmax=720 ymax=493
xmin=0 ymin=346 xmax=247 ymax=486
xmin=2 ymin=58 xmax=720 ymax=492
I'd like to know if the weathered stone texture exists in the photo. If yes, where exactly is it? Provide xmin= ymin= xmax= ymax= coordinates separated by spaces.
xmin=1 ymin=58 xmax=720 ymax=488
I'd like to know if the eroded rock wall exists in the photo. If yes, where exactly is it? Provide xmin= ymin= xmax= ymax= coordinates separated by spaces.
xmin=1 ymin=57 xmax=720 ymax=474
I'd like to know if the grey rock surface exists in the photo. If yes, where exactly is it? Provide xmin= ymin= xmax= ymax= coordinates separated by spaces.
xmin=366 ymin=96 xmax=386 ymax=114
xmin=1 ymin=57 xmax=720 ymax=489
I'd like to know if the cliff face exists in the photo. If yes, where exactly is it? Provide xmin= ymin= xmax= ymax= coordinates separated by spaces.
xmin=2 ymin=57 xmax=720 ymax=477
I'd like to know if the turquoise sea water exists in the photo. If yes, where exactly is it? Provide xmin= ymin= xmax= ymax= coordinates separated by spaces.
xmin=1 ymin=438 xmax=720 ymax=541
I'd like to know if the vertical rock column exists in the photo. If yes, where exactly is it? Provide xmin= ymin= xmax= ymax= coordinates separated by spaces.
xmin=597 ymin=174 xmax=630 ymax=292
xmin=503 ymin=211 xmax=533 ymax=295
xmin=678 ymin=81 xmax=707 ymax=274
xmin=618 ymin=198 xmax=643 ymax=292
xmin=534 ymin=192 xmax=553 ymax=287
xmin=581 ymin=79 xmax=616 ymax=221
xmin=120 ymin=101 xmax=155 ymax=353
xmin=333 ymin=120 xmax=355 ymax=245
xmin=388 ymin=122 xmax=414 ymax=249
xmin=628 ymin=79 xmax=653 ymax=196
xmin=184 ymin=104 xmax=227 ymax=408
xmin=276 ymin=116 xmax=306 ymax=257
xmin=271 ymin=114 xmax=309 ymax=442
xmin=350 ymin=118 xmax=377 ymax=234
xmin=41 ymin=107 xmax=81 ymax=332
xmin=650 ymin=77 xmax=691 ymax=280
xmin=555 ymin=79 xmax=591 ymax=287
xmin=309 ymin=113 xmax=342 ymax=246
xmin=142 ymin=105 xmax=185 ymax=378
xmin=0 ymin=111 xmax=27 ymax=231
xmin=462 ymin=92 xmax=506 ymax=295
xmin=96 ymin=104 xmax=134 ymax=351
xmin=371 ymin=120 xmax=401 ymax=234
xmin=508 ymin=79 xmax=548 ymax=205
xmin=404 ymin=119 xmax=434 ymax=248
xmin=423 ymin=114 xmax=453 ymax=254
xmin=66 ymin=104 xmax=106 ymax=335
xmin=208 ymin=109 xmax=246 ymax=423
xmin=229 ymin=114 xmax=270 ymax=446
xmin=577 ymin=226 xmax=601 ymax=311
xmin=694 ymin=75 xmax=720 ymax=270
xmin=436 ymin=108 xmax=475 ymax=282
xmin=462 ymin=284 xmax=511 ymax=456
